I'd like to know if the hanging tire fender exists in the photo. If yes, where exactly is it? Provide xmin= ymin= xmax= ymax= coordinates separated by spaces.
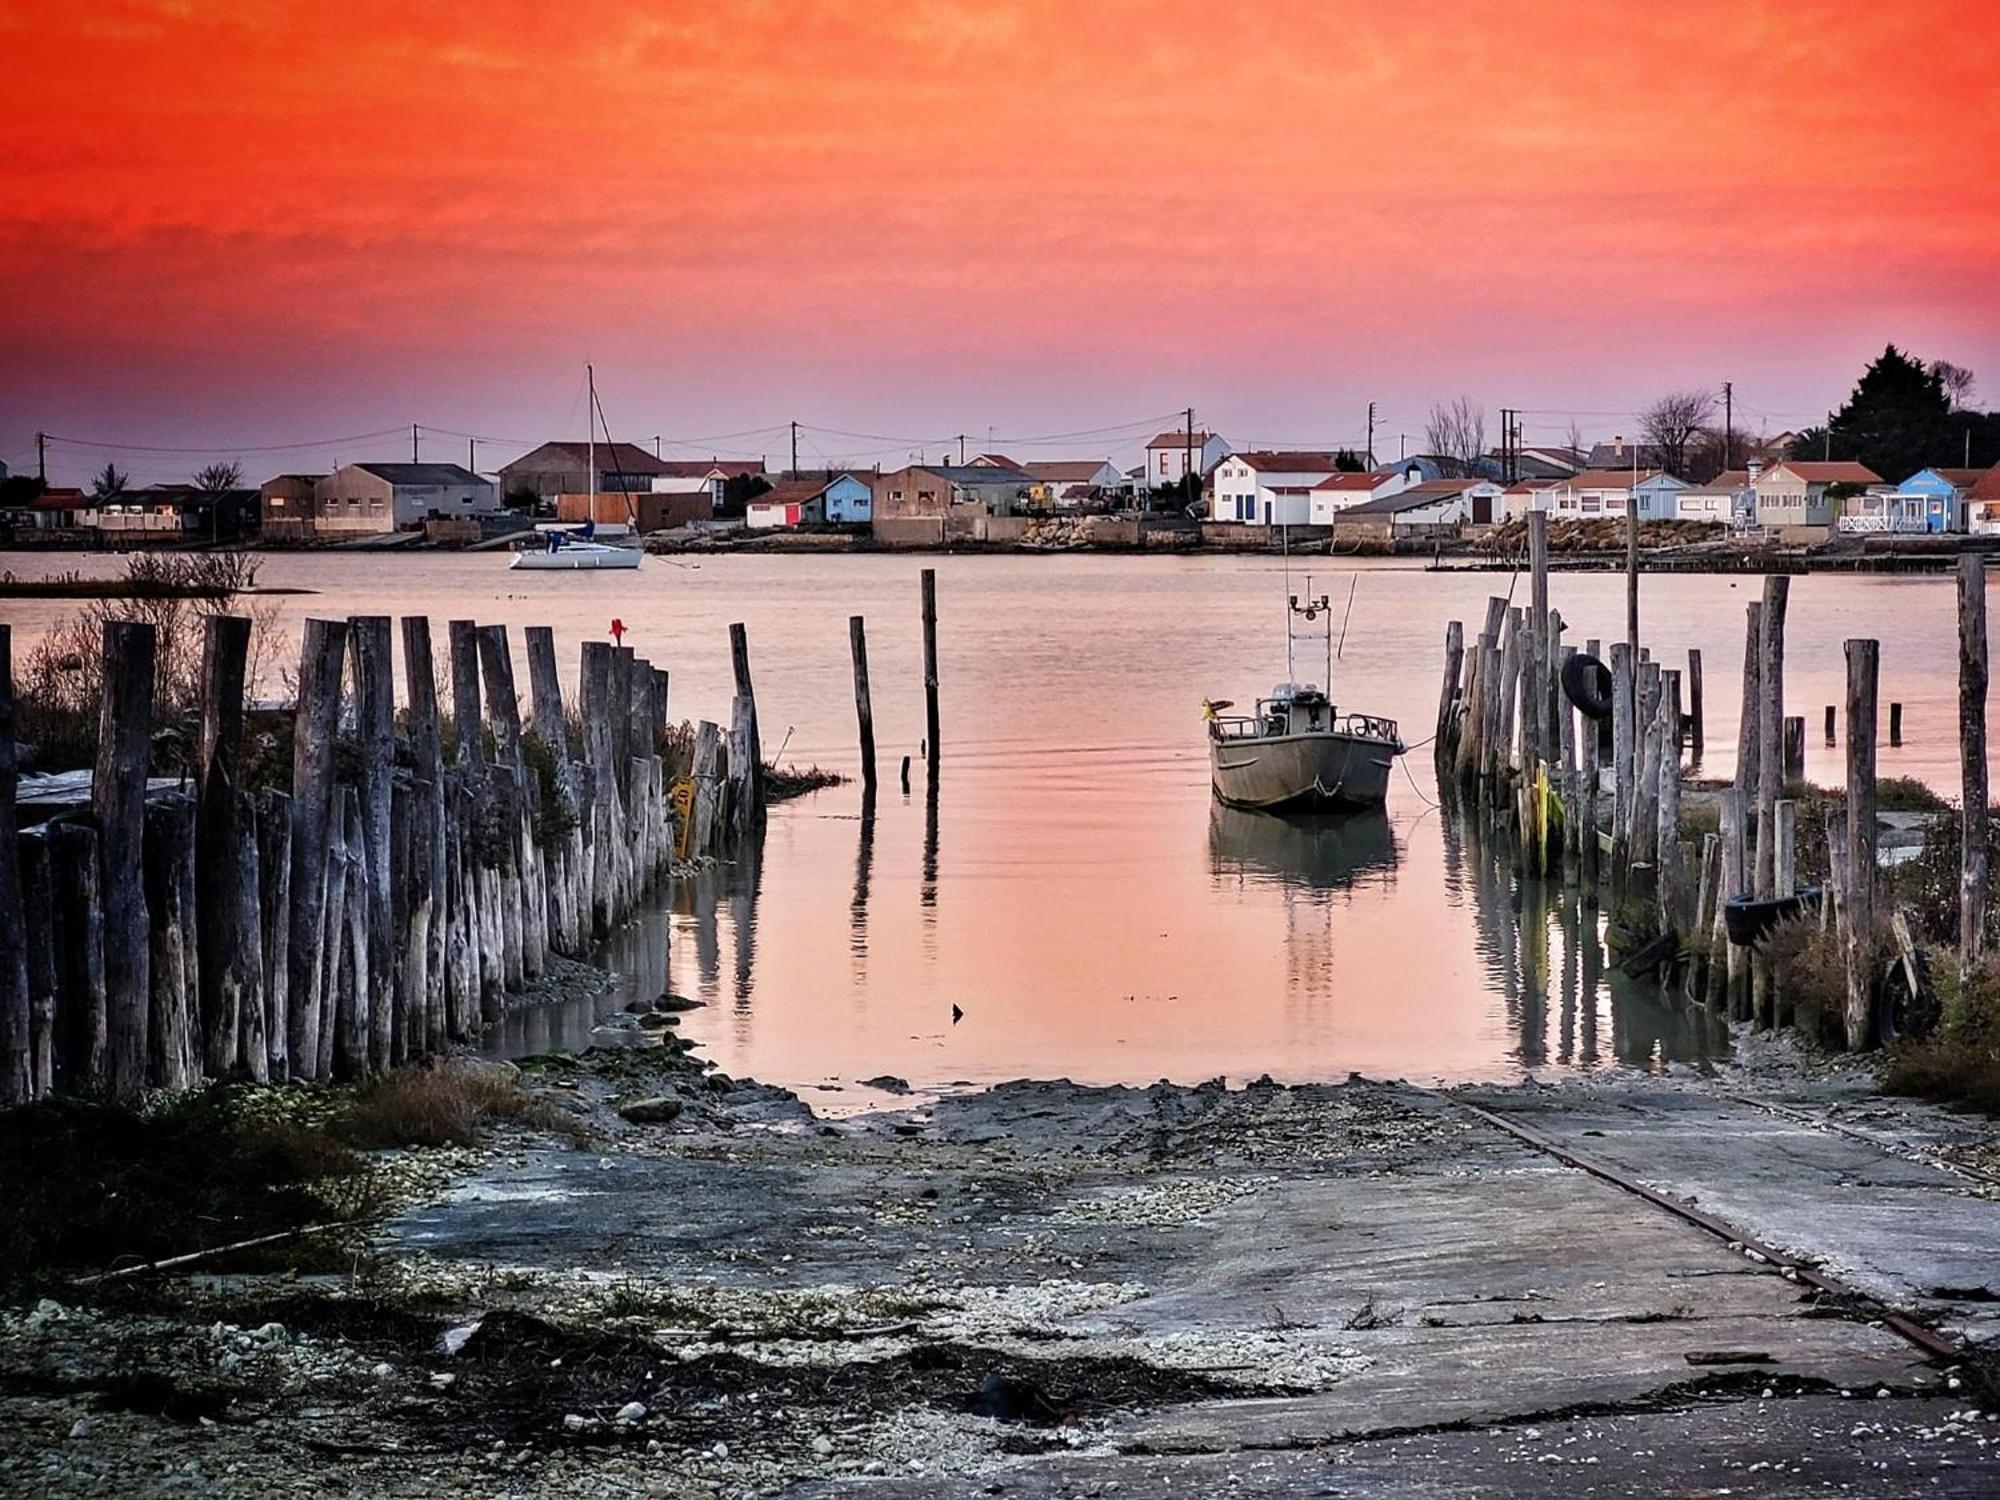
xmin=1563 ymin=652 xmax=1615 ymax=721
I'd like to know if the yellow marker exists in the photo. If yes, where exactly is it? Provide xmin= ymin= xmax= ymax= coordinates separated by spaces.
xmin=670 ymin=777 xmax=696 ymax=859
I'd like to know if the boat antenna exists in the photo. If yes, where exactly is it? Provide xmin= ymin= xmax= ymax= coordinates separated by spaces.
xmin=1335 ymin=573 xmax=1360 ymax=663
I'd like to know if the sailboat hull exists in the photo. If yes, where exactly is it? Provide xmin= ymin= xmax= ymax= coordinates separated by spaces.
xmin=509 ymin=545 xmax=642 ymax=571
xmin=1208 ymin=729 xmax=1400 ymax=811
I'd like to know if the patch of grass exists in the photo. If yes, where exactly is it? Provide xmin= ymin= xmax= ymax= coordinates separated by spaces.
xmin=1877 ymin=776 xmax=1948 ymax=814
xmin=333 ymin=1061 xmax=585 ymax=1150
xmin=1884 ymin=950 xmax=2000 ymax=1115
xmin=0 ymin=1085 xmax=377 ymax=1285
xmin=763 ymin=762 xmax=846 ymax=801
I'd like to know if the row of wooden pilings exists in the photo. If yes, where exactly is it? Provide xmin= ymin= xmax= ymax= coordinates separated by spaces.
xmin=1434 ymin=513 xmax=1991 ymax=1050
xmin=0 ymin=609 xmax=775 ymax=1106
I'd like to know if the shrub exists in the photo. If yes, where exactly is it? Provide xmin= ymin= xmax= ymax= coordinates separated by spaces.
xmin=332 ymin=1061 xmax=578 ymax=1149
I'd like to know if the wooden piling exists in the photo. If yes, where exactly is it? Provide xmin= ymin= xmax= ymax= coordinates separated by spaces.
xmin=1580 ymin=638 xmax=1601 ymax=903
xmin=143 ymin=792 xmax=199 ymax=1089
xmin=1610 ymin=643 xmax=1634 ymax=853
xmin=1960 ymin=555 xmax=1989 ymax=980
xmin=1889 ymin=702 xmax=1903 ymax=747
xmin=256 ymin=790 xmax=291 ymax=1080
xmin=402 ymin=617 xmax=449 ymax=1044
xmin=1736 ymin=602 xmax=1762 ymax=809
xmin=1720 ymin=784 xmax=1748 ymax=1019
xmin=729 ymin=621 xmax=763 ymax=810
xmin=53 ymin=823 xmax=107 ymax=1091
xmin=1844 ymin=639 xmax=1879 ymax=1050
xmin=580 ymin=642 xmax=618 ymax=937
xmin=1656 ymin=689 xmax=1684 ymax=934
xmin=195 ymin=614 xmax=253 ymax=1080
xmin=0 ymin=625 xmax=28 ymax=1107
xmin=1686 ymin=648 xmax=1704 ymax=759
xmin=1782 ymin=716 xmax=1804 ymax=779
xmin=1774 ymin=798 xmax=1796 ymax=898
xmin=95 ymin=619 xmax=155 ymax=1096
xmin=1754 ymin=577 xmax=1790 ymax=896
xmin=19 ymin=828 xmax=56 ymax=1098
xmin=1824 ymin=704 xmax=1837 ymax=746
xmin=691 ymin=720 xmax=722 ymax=855
xmin=1437 ymin=620 xmax=1464 ymax=758
xmin=921 ymin=568 xmax=941 ymax=775
xmin=449 ymin=620 xmax=483 ymax=767
xmin=727 ymin=694 xmax=756 ymax=839
xmin=850 ymin=615 xmax=879 ymax=791
xmin=287 ymin=617 xmax=347 ymax=1081
xmin=351 ymin=616 xmax=396 ymax=1075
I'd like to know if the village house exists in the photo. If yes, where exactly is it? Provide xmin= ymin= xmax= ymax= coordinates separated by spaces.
xmin=1675 ymin=468 xmax=1755 ymax=528
xmin=648 ymin=459 xmax=768 ymax=510
xmin=1753 ymin=460 xmax=1880 ymax=538
xmin=1210 ymin=451 xmax=1348 ymax=525
xmin=312 ymin=462 xmax=499 ymax=535
xmin=745 ymin=474 xmax=872 ymax=530
xmin=5 ymin=488 xmax=93 ymax=533
xmin=497 ymin=441 xmax=672 ymax=502
xmin=1334 ymin=479 xmax=1486 ymax=542
xmin=1493 ymin=445 xmax=1586 ymax=480
xmin=1307 ymin=464 xmax=1426 ymax=524
xmin=1838 ymin=467 xmax=1983 ymax=535
xmin=1495 ymin=478 xmax=1561 ymax=524
xmin=871 ymin=462 xmax=1034 ymax=543
xmin=1548 ymin=468 xmax=1689 ymax=522
xmin=556 ymin=490 xmax=709 ymax=533
xmin=1023 ymin=459 xmax=1121 ymax=508
xmin=1967 ymin=465 xmax=2000 ymax=536
xmin=1145 ymin=429 xmax=1231 ymax=488
xmin=258 ymin=473 xmax=325 ymax=541
xmin=96 ymin=483 xmax=262 ymax=542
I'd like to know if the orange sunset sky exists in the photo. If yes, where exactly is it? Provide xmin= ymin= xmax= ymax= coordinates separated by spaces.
xmin=3 ymin=0 xmax=1997 ymax=482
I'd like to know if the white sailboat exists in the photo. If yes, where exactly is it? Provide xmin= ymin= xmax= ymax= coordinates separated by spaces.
xmin=510 ymin=364 xmax=644 ymax=572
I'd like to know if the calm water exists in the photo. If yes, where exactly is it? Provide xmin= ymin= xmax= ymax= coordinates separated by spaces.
xmin=7 ymin=552 xmax=1981 ymax=1091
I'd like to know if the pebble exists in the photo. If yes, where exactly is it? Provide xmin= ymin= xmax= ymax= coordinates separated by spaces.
xmin=563 ymin=1414 xmax=588 ymax=1433
xmin=371 ymin=1362 xmax=395 ymax=1380
xmin=615 ymin=1401 xmax=648 ymax=1423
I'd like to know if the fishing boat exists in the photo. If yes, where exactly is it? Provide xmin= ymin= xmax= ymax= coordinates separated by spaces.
xmin=508 ymin=362 xmax=644 ymax=573
xmin=1204 ymin=577 xmax=1405 ymax=811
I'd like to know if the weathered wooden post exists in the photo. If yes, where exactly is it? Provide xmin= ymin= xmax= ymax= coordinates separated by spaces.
xmin=0 ymin=625 xmax=28 ymax=1107
xmin=1580 ymin=637 xmax=1601 ymax=904
xmin=1686 ymin=647 xmax=1704 ymax=759
xmin=1720 ymin=784 xmax=1749 ymax=1018
xmin=1656 ymin=692 xmax=1684 ymax=934
xmin=1783 ymin=716 xmax=1805 ymax=779
xmin=287 ymin=617 xmax=347 ymax=1081
xmin=256 ymin=789 xmax=291 ymax=1080
xmin=53 ymin=823 xmax=107 ymax=1090
xmin=351 ymin=616 xmax=396 ymax=1074
xmin=1436 ymin=620 xmax=1464 ymax=759
xmin=144 ymin=792 xmax=199 ymax=1088
xmin=18 ymin=828 xmax=56 ymax=1098
xmin=449 ymin=620 xmax=483 ymax=767
xmin=581 ymin=642 xmax=619 ymax=935
xmin=195 ymin=614 xmax=254 ymax=1079
xmin=1889 ymin=702 xmax=1903 ymax=747
xmin=1609 ymin=642 xmax=1634 ymax=858
xmin=95 ymin=619 xmax=155 ymax=1095
xmin=691 ymin=720 xmax=723 ymax=855
xmin=1960 ymin=555 xmax=1989 ymax=980
xmin=850 ymin=615 xmax=879 ymax=791
xmin=1824 ymin=704 xmax=1836 ymax=747
xmin=727 ymin=694 xmax=756 ymax=839
xmin=1736 ymin=601 xmax=1763 ymax=809
xmin=729 ymin=622 xmax=762 ymax=810
xmin=1754 ymin=577 xmax=1790 ymax=892
xmin=1774 ymin=798 xmax=1796 ymax=899
xmin=921 ymin=568 xmax=941 ymax=775
xmin=1844 ymin=639 xmax=1879 ymax=1050
xmin=1497 ymin=609 xmax=1523 ymax=776
xmin=335 ymin=785 xmax=369 ymax=1077
xmin=1633 ymin=661 xmax=1663 ymax=869
xmin=477 ymin=624 xmax=533 ymax=990
xmin=1526 ymin=511 xmax=1549 ymax=771
xmin=403 ymin=617 xmax=449 ymax=1047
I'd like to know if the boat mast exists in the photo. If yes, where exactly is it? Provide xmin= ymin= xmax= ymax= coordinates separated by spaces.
xmin=587 ymin=362 xmax=596 ymax=522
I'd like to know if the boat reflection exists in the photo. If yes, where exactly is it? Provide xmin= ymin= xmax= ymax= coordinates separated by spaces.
xmin=1206 ymin=803 xmax=1399 ymax=893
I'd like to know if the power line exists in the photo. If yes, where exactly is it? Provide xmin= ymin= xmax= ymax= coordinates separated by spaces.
xmin=40 ymin=426 xmax=408 ymax=455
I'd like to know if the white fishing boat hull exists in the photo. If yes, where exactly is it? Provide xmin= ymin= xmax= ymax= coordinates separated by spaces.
xmin=509 ymin=543 xmax=642 ymax=571
xmin=1208 ymin=727 xmax=1401 ymax=811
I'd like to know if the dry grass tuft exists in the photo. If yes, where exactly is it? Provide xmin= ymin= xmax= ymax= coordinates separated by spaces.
xmin=333 ymin=1061 xmax=582 ymax=1149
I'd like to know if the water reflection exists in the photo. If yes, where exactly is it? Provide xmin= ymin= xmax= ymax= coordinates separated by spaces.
xmin=1206 ymin=804 xmax=1399 ymax=892
xmin=1442 ymin=800 xmax=1724 ymax=1071
xmin=850 ymin=787 xmax=876 ymax=968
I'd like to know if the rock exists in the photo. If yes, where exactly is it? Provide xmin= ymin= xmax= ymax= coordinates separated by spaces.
xmin=68 ymin=1418 xmax=91 ymax=1440
xmin=638 ymin=1013 xmax=671 ymax=1030
xmin=619 ymin=1096 xmax=684 ymax=1125
xmin=711 ymin=1441 xmax=730 ymax=1459
xmin=625 ymin=998 xmax=656 ymax=1015
xmin=614 ymin=1401 xmax=647 ymax=1423
xmin=250 ymin=1322 xmax=289 ymax=1345
xmin=861 ymin=1075 xmax=910 ymax=1093
xmin=657 ymin=993 xmax=705 ymax=1012
xmin=24 ymin=1298 xmax=67 ymax=1332
xmin=371 ymin=1362 xmax=395 ymax=1380
xmin=706 ymin=1073 xmax=736 ymax=1094
xmin=563 ymin=1413 xmax=588 ymax=1433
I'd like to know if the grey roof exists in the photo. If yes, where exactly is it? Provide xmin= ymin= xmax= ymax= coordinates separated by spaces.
xmin=927 ymin=464 xmax=1033 ymax=485
xmin=355 ymin=462 xmax=486 ymax=486
xmin=1343 ymin=487 xmax=1471 ymax=517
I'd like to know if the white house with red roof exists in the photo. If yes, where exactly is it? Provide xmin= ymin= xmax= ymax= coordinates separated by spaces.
xmin=1145 ymin=429 xmax=1231 ymax=488
xmin=1308 ymin=463 xmax=1427 ymax=525
xmin=1548 ymin=468 xmax=1689 ymax=522
xmin=1211 ymin=450 xmax=1355 ymax=524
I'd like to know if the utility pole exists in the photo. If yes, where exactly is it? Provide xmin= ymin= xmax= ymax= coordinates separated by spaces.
xmin=1722 ymin=381 xmax=1733 ymax=472
xmin=1825 ymin=413 xmax=1833 ymax=461
xmin=791 ymin=421 xmax=799 ymax=478
xmin=1499 ymin=407 xmax=1513 ymax=482
xmin=957 ymin=434 xmax=966 ymax=466
xmin=1399 ymin=432 xmax=1407 ymax=461
xmin=1366 ymin=401 xmax=1376 ymax=468
xmin=653 ymin=435 xmax=661 ymax=460
xmin=36 ymin=430 xmax=46 ymax=484
xmin=468 ymin=437 xmax=476 ymax=474
xmin=411 ymin=423 xmax=419 ymax=462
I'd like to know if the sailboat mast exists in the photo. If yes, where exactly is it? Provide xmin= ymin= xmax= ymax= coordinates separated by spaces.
xmin=587 ymin=363 xmax=596 ymax=517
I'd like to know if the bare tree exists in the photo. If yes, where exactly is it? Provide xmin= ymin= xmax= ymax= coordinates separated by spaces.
xmin=1930 ymin=359 xmax=1977 ymax=411
xmin=1424 ymin=397 xmax=1486 ymax=477
xmin=1563 ymin=419 xmax=1588 ymax=462
xmin=1638 ymin=389 xmax=1718 ymax=478
xmin=90 ymin=462 xmax=129 ymax=501
xmin=194 ymin=460 xmax=244 ymax=494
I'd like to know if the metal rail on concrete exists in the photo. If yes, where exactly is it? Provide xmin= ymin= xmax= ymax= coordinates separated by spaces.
xmin=1437 ymin=1091 xmax=1965 ymax=1367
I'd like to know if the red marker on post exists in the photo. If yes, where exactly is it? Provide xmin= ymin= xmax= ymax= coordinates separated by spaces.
xmin=609 ymin=617 xmax=626 ymax=645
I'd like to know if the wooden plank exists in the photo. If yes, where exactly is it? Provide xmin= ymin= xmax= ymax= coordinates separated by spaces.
xmin=287 ymin=617 xmax=347 ymax=1081
xmin=727 ymin=693 xmax=756 ymax=840
xmin=1961 ymin=555 xmax=1989 ymax=979
xmin=1844 ymin=638 xmax=1879 ymax=1051
xmin=691 ymin=719 xmax=723 ymax=856
xmin=1610 ymin=642 xmax=1634 ymax=851
xmin=53 ymin=823 xmax=107 ymax=1091
xmin=401 ymin=616 xmax=448 ymax=1051
xmin=19 ymin=827 xmax=56 ymax=1098
xmin=1686 ymin=647 xmax=1704 ymax=760
xmin=94 ymin=619 xmax=155 ymax=1095
xmin=448 ymin=619 xmax=483 ymax=768
xmin=1580 ymin=638 xmax=1601 ymax=904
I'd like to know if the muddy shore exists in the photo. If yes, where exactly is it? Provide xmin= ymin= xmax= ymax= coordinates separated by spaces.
xmin=4 ymin=1031 xmax=1999 ymax=1498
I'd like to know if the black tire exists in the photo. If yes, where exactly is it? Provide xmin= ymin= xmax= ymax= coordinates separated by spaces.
xmin=1562 ymin=652 xmax=1614 ymax=721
